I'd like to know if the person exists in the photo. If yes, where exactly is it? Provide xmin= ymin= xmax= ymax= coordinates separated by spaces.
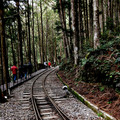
xmin=28 ymin=62 xmax=33 ymax=77
xmin=44 ymin=61 xmax=47 ymax=68
xmin=48 ymin=61 xmax=51 ymax=68
xmin=62 ymin=86 xmax=70 ymax=98
xmin=23 ymin=64 xmax=28 ymax=79
xmin=19 ymin=65 xmax=24 ymax=79
xmin=11 ymin=65 xmax=18 ymax=83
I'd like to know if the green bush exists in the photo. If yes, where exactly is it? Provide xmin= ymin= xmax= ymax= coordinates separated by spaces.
xmin=80 ymin=37 xmax=120 ymax=88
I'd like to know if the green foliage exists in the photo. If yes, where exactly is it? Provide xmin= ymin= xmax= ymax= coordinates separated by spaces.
xmin=107 ymin=101 xmax=112 ymax=104
xmin=115 ymin=88 xmax=120 ymax=94
xmin=97 ymin=112 xmax=103 ymax=117
xmin=80 ymin=37 xmax=120 ymax=89
xmin=74 ymin=78 xmax=80 ymax=82
xmin=106 ymin=17 xmax=114 ymax=31
xmin=99 ymin=86 xmax=105 ymax=92
xmin=59 ymin=58 xmax=73 ymax=71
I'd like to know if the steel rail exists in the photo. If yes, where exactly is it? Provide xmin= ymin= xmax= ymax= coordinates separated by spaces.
xmin=43 ymin=68 xmax=70 ymax=120
xmin=31 ymin=68 xmax=51 ymax=120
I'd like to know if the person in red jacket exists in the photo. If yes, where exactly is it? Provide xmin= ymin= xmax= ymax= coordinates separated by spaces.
xmin=48 ymin=61 xmax=51 ymax=68
xmin=11 ymin=65 xmax=18 ymax=83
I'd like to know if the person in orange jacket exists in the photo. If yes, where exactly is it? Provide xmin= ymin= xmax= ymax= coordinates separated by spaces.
xmin=48 ymin=61 xmax=51 ymax=68
xmin=11 ymin=65 xmax=18 ymax=83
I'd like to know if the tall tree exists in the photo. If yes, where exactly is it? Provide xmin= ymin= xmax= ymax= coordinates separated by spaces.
xmin=93 ymin=0 xmax=100 ymax=49
xmin=0 ymin=0 xmax=8 ymax=95
xmin=27 ymin=0 xmax=31 ymax=63
xmin=40 ymin=0 xmax=44 ymax=63
xmin=71 ymin=0 xmax=79 ymax=65
xmin=59 ymin=0 xmax=71 ymax=58
xmin=89 ymin=0 xmax=93 ymax=46
xmin=32 ymin=0 xmax=36 ymax=70
xmin=78 ymin=0 xmax=84 ymax=53
xmin=16 ymin=0 xmax=23 ymax=66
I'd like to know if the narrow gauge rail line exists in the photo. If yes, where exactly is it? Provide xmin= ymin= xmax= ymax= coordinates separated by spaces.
xmin=31 ymin=67 xmax=70 ymax=120
xmin=31 ymin=68 xmax=51 ymax=120
xmin=43 ymin=68 xmax=70 ymax=120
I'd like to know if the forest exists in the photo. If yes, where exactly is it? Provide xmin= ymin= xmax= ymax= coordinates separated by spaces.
xmin=0 ymin=0 xmax=120 ymax=105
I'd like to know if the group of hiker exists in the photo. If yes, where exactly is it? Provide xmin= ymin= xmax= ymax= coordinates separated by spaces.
xmin=10 ymin=62 xmax=32 ymax=83
xmin=10 ymin=61 xmax=52 ymax=83
xmin=44 ymin=61 xmax=51 ymax=68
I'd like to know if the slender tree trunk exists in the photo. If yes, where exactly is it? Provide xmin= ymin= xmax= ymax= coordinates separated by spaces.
xmin=54 ymin=37 xmax=57 ymax=63
xmin=0 ymin=0 xmax=8 ymax=95
xmin=85 ymin=0 xmax=89 ymax=39
xmin=16 ymin=0 xmax=23 ymax=66
xmin=36 ymin=13 xmax=41 ymax=62
xmin=58 ymin=5 xmax=68 ymax=58
xmin=25 ymin=11 xmax=29 ymax=62
xmin=32 ymin=0 xmax=36 ymax=70
xmin=27 ymin=0 xmax=31 ymax=63
xmin=71 ymin=0 xmax=79 ymax=65
xmin=10 ymin=26 xmax=16 ymax=65
xmin=45 ymin=13 xmax=49 ymax=62
xmin=78 ymin=0 xmax=84 ymax=53
xmin=68 ymin=3 xmax=73 ymax=59
xmin=103 ymin=0 xmax=107 ymax=30
xmin=93 ymin=0 xmax=100 ymax=49
xmin=115 ymin=0 xmax=119 ymax=26
xmin=100 ymin=0 xmax=104 ymax=33
xmin=89 ymin=0 xmax=93 ymax=47
xmin=59 ymin=0 xmax=71 ymax=58
xmin=40 ymin=0 xmax=44 ymax=64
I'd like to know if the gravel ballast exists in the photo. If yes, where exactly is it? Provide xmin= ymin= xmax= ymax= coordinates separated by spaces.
xmin=0 ymin=68 xmax=104 ymax=120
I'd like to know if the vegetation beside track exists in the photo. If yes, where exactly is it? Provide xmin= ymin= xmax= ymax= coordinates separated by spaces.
xmin=58 ymin=37 xmax=120 ymax=120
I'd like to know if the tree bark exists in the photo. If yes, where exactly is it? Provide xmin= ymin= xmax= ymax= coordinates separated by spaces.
xmin=0 ymin=0 xmax=8 ymax=95
xmin=16 ymin=0 xmax=23 ymax=66
xmin=93 ymin=0 xmax=100 ymax=49
xmin=89 ymin=0 xmax=93 ymax=47
xmin=78 ymin=0 xmax=84 ymax=53
xmin=10 ymin=26 xmax=16 ymax=65
xmin=32 ymin=0 xmax=36 ymax=70
xmin=36 ymin=13 xmax=41 ymax=62
xmin=59 ymin=0 xmax=71 ymax=58
xmin=40 ymin=0 xmax=44 ymax=64
xmin=71 ymin=0 xmax=79 ymax=65
xmin=27 ymin=0 xmax=31 ymax=63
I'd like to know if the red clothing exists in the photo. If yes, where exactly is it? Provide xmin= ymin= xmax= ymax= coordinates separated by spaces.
xmin=11 ymin=66 xmax=18 ymax=74
xmin=48 ymin=62 xmax=51 ymax=66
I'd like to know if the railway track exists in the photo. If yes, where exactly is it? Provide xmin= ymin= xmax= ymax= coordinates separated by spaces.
xmin=22 ymin=67 xmax=70 ymax=120
xmin=0 ymin=68 xmax=104 ymax=120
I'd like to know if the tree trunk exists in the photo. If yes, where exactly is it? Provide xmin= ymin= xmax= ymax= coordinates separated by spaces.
xmin=27 ymin=0 xmax=31 ymax=63
xmin=89 ymin=0 xmax=93 ymax=47
xmin=10 ymin=26 xmax=16 ymax=65
xmin=93 ymin=0 xmax=100 ymax=49
xmin=32 ymin=0 xmax=36 ymax=70
xmin=0 ymin=0 xmax=8 ymax=95
xmin=58 ymin=4 xmax=68 ymax=58
xmin=71 ymin=0 xmax=79 ymax=65
xmin=16 ymin=0 xmax=23 ymax=66
xmin=36 ymin=13 xmax=41 ymax=62
xmin=100 ymin=0 xmax=104 ymax=33
xmin=78 ymin=0 xmax=84 ymax=53
xmin=103 ymin=0 xmax=107 ymax=30
xmin=115 ymin=0 xmax=119 ymax=26
xmin=68 ymin=2 xmax=73 ymax=59
xmin=40 ymin=0 xmax=44 ymax=64
xmin=85 ymin=0 xmax=89 ymax=39
xmin=59 ymin=0 xmax=71 ymax=58
xmin=45 ymin=13 xmax=49 ymax=62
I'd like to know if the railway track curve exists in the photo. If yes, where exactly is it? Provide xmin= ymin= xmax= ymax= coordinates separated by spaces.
xmin=29 ymin=67 xmax=70 ymax=120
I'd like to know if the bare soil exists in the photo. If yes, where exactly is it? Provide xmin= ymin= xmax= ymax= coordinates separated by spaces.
xmin=58 ymin=71 xmax=120 ymax=120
